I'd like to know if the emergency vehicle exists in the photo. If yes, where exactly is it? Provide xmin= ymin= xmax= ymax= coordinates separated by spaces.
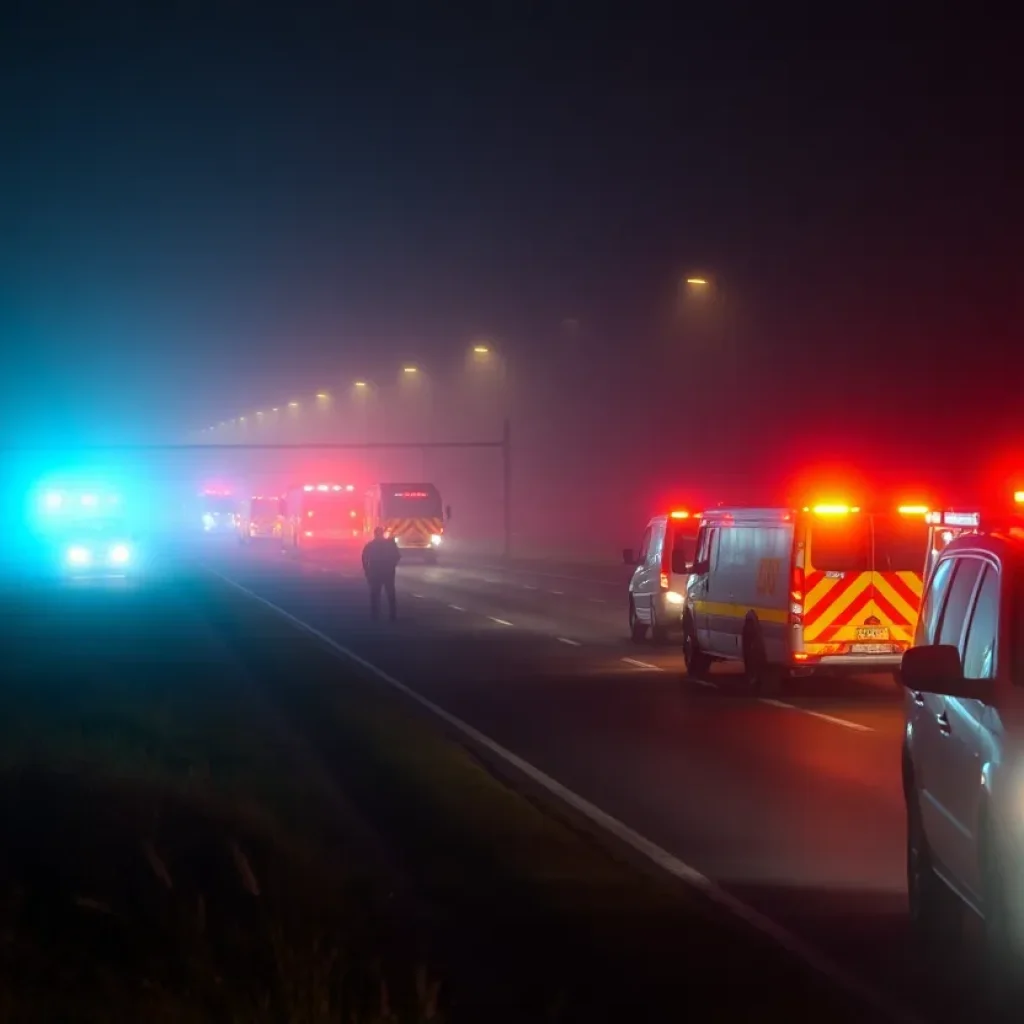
xmin=33 ymin=486 xmax=139 ymax=577
xmin=200 ymin=488 xmax=238 ymax=534
xmin=922 ymin=492 xmax=1024 ymax=575
xmin=365 ymin=483 xmax=447 ymax=563
xmin=237 ymin=494 xmax=283 ymax=544
xmin=683 ymin=502 xmax=931 ymax=691
xmin=281 ymin=482 xmax=362 ymax=554
xmin=623 ymin=510 xmax=702 ymax=642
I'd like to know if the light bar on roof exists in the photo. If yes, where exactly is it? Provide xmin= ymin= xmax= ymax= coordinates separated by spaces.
xmin=670 ymin=510 xmax=700 ymax=519
xmin=898 ymin=504 xmax=930 ymax=515
xmin=807 ymin=504 xmax=859 ymax=515
xmin=927 ymin=510 xmax=980 ymax=527
xmin=1015 ymin=491 xmax=1024 ymax=504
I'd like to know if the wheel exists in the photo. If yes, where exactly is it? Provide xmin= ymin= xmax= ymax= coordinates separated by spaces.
xmin=742 ymin=623 xmax=780 ymax=696
xmin=629 ymin=598 xmax=647 ymax=643
xmin=906 ymin=786 xmax=961 ymax=954
xmin=682 ymin=615 xmax=712 ymax=678
xmin=650 ymin=599 xmax=669 ymax=644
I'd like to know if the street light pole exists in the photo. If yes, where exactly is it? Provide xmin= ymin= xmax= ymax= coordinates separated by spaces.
xmin=502 ymin=417 xmax=511 ymax=559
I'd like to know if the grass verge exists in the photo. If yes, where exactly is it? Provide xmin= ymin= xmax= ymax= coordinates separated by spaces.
xmin=0 ymin=579 xmax=442 ymax=1021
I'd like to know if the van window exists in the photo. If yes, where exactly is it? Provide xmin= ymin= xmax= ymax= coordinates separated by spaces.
xmin=637 ymin=527 xmax=652 ymax=564
xmin=672 ymin=528 xmax=698 ymax=563
xmin=874 ymin=515 xmax=928 ymax=573
xmin=809 ymin=517 xmax=870 ymax=572
xmin=962 ymin=566 xmax=998 ymax=679
xmin=936 ymin=559 xmax=984 ymax=648
xmin=916 ymin=557 xmax=955 ymax=646
xmin=648 ymin=521 xmax=666 ymax=566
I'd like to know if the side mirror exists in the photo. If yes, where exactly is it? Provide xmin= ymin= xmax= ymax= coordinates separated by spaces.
xmin=445 ymin=504 xmax=452 ymax=521
xmin=671 ymin=551 xmax=693 ymax=575
xmin=622 ymin=548 xmax=637 ymax=565
xmin=900 ymin=644 xmax=993 ymax=701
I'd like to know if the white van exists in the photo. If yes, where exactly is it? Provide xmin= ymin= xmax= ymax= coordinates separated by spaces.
xmin=683 ymin=504 xmax=930 ymax=690
xmin=623 ymin=511 xmax=701 ymax=643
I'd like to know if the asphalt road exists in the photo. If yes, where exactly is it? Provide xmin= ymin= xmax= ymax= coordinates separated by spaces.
xmin=200 ymin=537 xmax=983 ymax=1022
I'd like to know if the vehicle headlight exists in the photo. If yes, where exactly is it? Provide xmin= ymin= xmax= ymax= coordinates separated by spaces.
xmin=202 ymin=513 xmax=215 ymax=529
xmin=665 ymin=591 xmax=684 ymax=605
xmin=430 ymin=533 xmax=442 ymax=546
xmin=67 ymin=546 xmax=91 ymax=566
xmin=109 ymin=544 xmax=130 ymax=564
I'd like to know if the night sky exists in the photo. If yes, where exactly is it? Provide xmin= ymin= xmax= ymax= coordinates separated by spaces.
xmin=2 ymin=8 xmax=1020 ymax=513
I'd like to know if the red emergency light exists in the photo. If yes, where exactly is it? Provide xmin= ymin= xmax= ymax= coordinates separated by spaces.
xmin=395 ymin=491 xmax=428 ymax=498
xmin=302 ymin=483 xmax=356 ymax=492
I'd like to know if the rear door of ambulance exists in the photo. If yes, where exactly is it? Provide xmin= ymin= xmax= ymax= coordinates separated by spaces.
xmin=802 ymin=511 xmax=925 ymax=664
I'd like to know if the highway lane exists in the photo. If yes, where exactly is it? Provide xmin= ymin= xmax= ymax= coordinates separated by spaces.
xmin=204 ymin=539 xmax=982 ymax=1020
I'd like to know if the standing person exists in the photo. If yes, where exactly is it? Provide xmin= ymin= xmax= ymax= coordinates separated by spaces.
xmin=362 ymin=526 xmax=401 ymax=620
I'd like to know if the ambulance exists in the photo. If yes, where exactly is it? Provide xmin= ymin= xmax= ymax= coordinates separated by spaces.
xmin=922 ymin=492 xmax=1024 ymax=575
xmin=683 ymin=502 xmax=931 ymax=691
xmin=365 ymin=483 xmax=447 ymax=563
xmin=237 ymin=494 xmax=283 ymax=544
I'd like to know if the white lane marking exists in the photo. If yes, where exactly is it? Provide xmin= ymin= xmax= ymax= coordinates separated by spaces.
xmin=759 ymin=698 xmax=874 ymax=733
xmin=467 ymin=563 xmax=621 ymax=589
xmin=693 ymin=678 xmax=718 ymax=688
xmin=523 ymin=584 xmax=538 ymax=590
xmin=207 ymin=568 xmax=915 ymax=1024
xmin=489 ymin=616 xmax=514 ymax=626
xmin=549 ymin=590 xmax=564 ymax=596
xmin=557 ymin=637 xmax=581 ymax=646
xmin=412 ymin=593 xmax=425 ymax=599
xmin=588 ymin=597 xmax=606 ymax=604
xmin=621 ymin=657 xmax=662 ymax=671
xmin=449 ymin=604 xmax=465 ymax=612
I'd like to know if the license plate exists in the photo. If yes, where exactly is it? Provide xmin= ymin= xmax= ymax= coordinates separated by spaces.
xmin=852 ymin=643 xmax=896 ymax=654
xmin=856 ymin=627 xmax=889 ymax=640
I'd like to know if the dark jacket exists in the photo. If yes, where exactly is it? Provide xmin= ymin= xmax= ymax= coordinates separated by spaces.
xmin=362 ymin=536 xmax=401 ymax=576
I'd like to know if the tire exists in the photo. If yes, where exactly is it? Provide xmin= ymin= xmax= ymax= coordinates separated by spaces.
xmin=629 ymin=598 xmax=648 ymax=643
xmin=906 ymin=786 xmax=961 ymax=955
xmin=683 ymin=615 xmax=712 ymax=679
xmin=650 ymin=600 xmax=669 ymax=644
xmin=742 ymin=623 xmax=780 ymax=696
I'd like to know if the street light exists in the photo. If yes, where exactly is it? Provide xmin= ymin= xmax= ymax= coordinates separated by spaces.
xmin=288 ymin=401 xmax=299 ymax=408
xmin=402 ymin=366 xmax=418 ymax=375
xmin=472 ymin=344 xmax=490 ymax=355
xmin=353 ymin=380 xmax=367 ymax=389
xmin=316 ymin=392 xmax=329 ymax=399
xmin=686 ymin=277 xmax=708 ymax=286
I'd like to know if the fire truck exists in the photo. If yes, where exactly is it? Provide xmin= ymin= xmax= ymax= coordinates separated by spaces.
xmin=365 ymin=482 xmax=447 ymax=563
xmin=281 ymin=482 xmax=362 ymax=555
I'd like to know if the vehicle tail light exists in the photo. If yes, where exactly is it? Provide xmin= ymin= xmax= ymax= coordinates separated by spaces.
xmin=789 ymin=565 xmax=804 ymax=624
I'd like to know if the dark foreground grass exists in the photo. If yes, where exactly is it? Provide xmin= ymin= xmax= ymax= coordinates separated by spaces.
xmin=0 ymin=580 xmax=442 ymax=1022
xmin=200 ymin=575 xmax=886 ymax=1023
